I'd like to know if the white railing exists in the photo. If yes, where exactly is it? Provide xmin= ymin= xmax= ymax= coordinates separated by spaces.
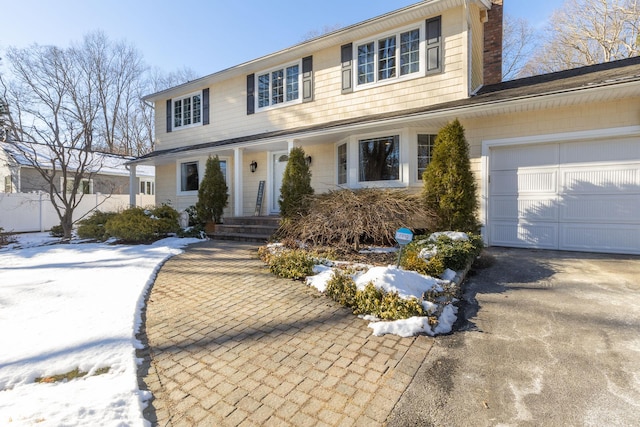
xmin=0 ymin=192 xmax=156 ymax=233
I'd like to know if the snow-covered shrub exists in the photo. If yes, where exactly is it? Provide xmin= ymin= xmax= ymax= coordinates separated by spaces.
xmin=77 ymin=210 xmax=117 ymax=241
xmin=400 ymin=232 xmax=483 ymax=274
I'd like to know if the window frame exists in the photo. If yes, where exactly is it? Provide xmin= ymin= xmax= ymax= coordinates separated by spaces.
xmin=417 ymin=133 xmax=436 ymax=181
xmin=140 ymin=180 xmax=155 ymax=195
xmin=337 ymin=143 xmax=348 ymax=185
xmin=176 ymin=157 xmax=229 ymax=196
xmin=172 ymin=91 xmax=203 ymax=130
xmin=61 ymin=177 xmax=93 ymax=194
xmin=255 ymin=60 xmax=302 ymax=112
xmin=178 ymin=160 xmax=200 ymax=194
xmin=358 ymin=135 xmax=401 ymax=183
xmin=353 ymin=20 xmax=437 ymax=90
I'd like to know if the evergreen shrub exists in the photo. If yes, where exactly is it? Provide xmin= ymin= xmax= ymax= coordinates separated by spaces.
xmin=279 ymin=147 xmax=314 ymax=220
xmin=77 ymin=210 xmax=117 ymax=240
xmin=104 ymin=207 xmax=156 ymax=243
xmin=423 ymin=119 xmax=480 ymax=232
xmin=196 ymin=156 xmax=229 ymax=224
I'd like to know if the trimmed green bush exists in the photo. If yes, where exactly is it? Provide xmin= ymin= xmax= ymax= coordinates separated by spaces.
xmin=49 ymin=225 xmax=64 ymax=238
xmin=149 ymin=204 xmax=180 ymax=235
xmin=400 ymin=233 xmax=483 ymax=275
xmin=423 ymin=119 xmax=480 ymax=232
xmin=104 ymin=207 xmax=156 ymax=243
xmin=325 ymin=271 xmax=357 ymax=308
xmin=196 ymin=155 xmax=229 ymax=224
xmin=77 ymin=210 xmax=117 ymax=241
xmin=279 ymin=147 xmax=314 ymax=220
xmin=266 ymin=248 xmax=315 ymax=280
xmin=350 ymin=282 xmax=425 ymax=320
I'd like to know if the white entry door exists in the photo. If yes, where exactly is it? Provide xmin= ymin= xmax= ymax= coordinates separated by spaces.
xmin=271 ymin=151 xmax=289 ymax=214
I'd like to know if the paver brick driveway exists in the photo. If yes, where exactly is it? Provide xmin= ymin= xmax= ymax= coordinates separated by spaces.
xmin=137 ymin=240 xmax=433 ymax=426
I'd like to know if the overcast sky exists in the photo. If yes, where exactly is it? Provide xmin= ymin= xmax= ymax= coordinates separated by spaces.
xmin=2 ymin=0 xmax=560 ymax=78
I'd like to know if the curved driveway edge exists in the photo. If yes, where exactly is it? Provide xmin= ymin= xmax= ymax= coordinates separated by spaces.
xmin=137 ymin=240 xmax=434 ymax=426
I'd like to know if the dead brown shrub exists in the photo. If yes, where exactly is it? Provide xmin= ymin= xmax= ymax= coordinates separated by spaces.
xmin=276 ymin=188 xmax=436 ymax=252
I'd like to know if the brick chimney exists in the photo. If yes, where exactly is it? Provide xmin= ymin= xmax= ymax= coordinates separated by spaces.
xmin=483 ymin=0 xmax=503 ymax=85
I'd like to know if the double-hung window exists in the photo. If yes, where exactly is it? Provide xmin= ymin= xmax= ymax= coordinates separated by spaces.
xmin=417 ymin=134 xmax=436 ymax=180
xmin=257 ymin=62 xmax=301 ymax=110
xmin=140 ymin=180 xmax=155 ymax=195
xmin=173 ymin=92 xmax=202 ymax=129
xmin=351 ymin=16 xmax=441 ymax=90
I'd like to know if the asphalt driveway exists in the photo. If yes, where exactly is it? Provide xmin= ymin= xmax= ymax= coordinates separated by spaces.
xmin=387 ymin=247 xmax=640 ymax=427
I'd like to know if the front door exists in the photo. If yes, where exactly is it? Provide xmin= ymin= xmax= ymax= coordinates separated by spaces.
xmin=271 ymin=151 xmax=288 ymax=214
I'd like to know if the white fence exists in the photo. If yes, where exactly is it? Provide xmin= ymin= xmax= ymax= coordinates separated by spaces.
xmin=0 ymin=192 xmax=156 ymax=233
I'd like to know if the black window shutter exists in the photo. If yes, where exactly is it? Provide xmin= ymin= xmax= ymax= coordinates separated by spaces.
xmin=302 ymin=56 xmax=313 ymax=103
xmin=166 ymin=99 xmax=172 ymax=133
xmin=247 ymin=74 xmax=255 ymax=115
xmin=341 ymin=43 xmax=353 ymax=94
xmin=426 ymin=16 xmax=442 ymax=74
xmin=202 ymin=88 xmax=210 ymax=125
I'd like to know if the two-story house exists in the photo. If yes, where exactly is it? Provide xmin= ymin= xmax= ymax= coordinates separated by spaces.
xmin=131 ymin=0 xmax=640 ymax=255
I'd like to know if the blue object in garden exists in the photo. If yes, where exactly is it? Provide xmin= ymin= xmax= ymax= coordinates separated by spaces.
xmin=395 ymin=227 xmax=414 ymax=267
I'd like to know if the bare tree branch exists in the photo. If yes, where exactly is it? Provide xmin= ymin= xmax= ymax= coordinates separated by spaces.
xmin=524 ymin=0 xmax=640 ymax=75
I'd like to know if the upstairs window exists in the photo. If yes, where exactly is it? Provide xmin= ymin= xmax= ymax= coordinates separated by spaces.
xmin=351 ymin=17 xmax=441 ymax=90
xmin=257 ymin=62 xmax=301 ymax=110
xmin=173 ymin=92 xmax=202 ymax=129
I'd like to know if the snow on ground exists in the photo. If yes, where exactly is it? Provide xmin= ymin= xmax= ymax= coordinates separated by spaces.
xmin=306 ymin=259 xmax=463 ymax=338
xmin=0 ymin=231 xmax=466 ymax=425
xmin=0 ymin=234 xmax=200 ymax=426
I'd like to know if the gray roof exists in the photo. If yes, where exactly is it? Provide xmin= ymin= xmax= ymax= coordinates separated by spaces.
xmin=134 ymin=56 xmax=640 ymax=162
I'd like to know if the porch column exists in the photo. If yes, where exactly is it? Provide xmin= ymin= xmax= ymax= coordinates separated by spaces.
xmin=128 ymin=164 xmax=137 ymax=207
xmin=234 ymin=147 xmax=243 ymax=216
xmin=287 ymin=140 xmax=294 ymax=152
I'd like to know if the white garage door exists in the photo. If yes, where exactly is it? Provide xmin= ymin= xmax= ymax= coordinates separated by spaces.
xmin=488 ymin=137 xmax=640 ymax=254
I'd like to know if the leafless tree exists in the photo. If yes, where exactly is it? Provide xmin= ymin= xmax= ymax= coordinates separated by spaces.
xmin=1 ymin=44 xmax=111 ymax=239
xmin=502 ymin=14 xmax=538 ymax=80
xmin=524 ymin=0 xmax=640 ymax=75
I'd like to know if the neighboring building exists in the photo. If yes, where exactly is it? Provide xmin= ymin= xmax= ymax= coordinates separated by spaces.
xmin=1 ymin=141 xmax=155 ymax=196
xmin=131 ymin=0 xmax=640 ymax=255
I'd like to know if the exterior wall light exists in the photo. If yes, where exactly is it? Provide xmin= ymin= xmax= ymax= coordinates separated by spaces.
xmin=305 ymin=156 xmax=312 ymax=166
xmin=250 ymin=161 xmax=258 ymax=173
